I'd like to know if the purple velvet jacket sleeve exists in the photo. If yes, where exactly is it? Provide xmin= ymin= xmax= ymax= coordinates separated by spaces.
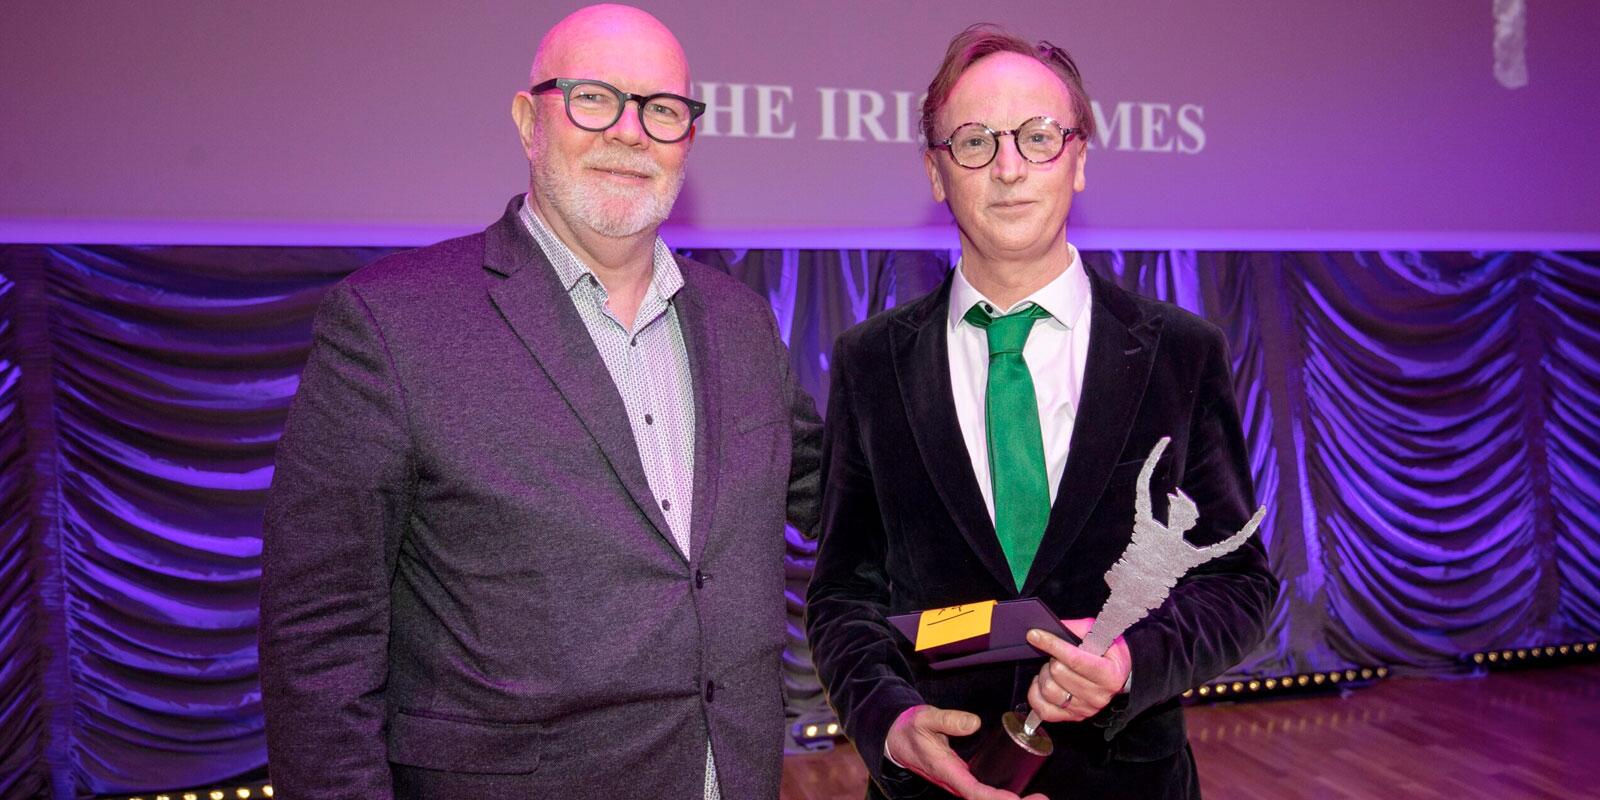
xmin=259 ymin=281 xmax=414 ymax=799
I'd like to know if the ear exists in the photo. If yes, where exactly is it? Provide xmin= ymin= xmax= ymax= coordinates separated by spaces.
xmin=924 ymin=149 xmax=947 ymax=203
xmin=512 ymin=92 xmax=538 ymax=157
xmin=1072 ymin=140 xmax=1087 ymax=193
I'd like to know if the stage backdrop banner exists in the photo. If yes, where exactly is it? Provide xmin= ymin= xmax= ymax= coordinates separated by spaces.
xmin=2 ymin=0 xmax=1598 ymax=250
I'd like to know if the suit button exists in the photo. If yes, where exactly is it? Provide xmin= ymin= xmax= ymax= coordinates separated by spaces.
xmin=704 ymin=679 xmax=715 ymax=703
xmin=694 ymin=570 xmax=705 ymax=589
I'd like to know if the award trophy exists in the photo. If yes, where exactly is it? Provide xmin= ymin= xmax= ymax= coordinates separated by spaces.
xmin=968 ymin=437 xmax=1267 ymax=794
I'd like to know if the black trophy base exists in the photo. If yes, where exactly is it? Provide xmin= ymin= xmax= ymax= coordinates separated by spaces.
xmin=968 ymin=710 xmax=1053 ymax=794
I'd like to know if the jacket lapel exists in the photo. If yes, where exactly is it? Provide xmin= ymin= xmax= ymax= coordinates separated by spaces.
xmin=1022 ymin=267 xmax=1161 ymax=593
xmin=890 ymin=273 xmax=1019 ymax=595
xmin=480 ymin=198 xmax=677 ymax=554
xmin=671 ymin=260 xmax=722 ymax=565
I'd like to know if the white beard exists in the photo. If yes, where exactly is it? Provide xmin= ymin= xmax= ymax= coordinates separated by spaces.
xmin=531 ymin=133 xmax=686 ymax=238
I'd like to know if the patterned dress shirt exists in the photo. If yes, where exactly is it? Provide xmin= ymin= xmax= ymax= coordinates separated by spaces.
xmin=519 ymin=197 xmax=721 ymax=800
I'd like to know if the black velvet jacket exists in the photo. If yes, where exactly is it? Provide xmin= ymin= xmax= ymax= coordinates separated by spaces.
xmin=805 ymin=267 xmax=1278 ymax=799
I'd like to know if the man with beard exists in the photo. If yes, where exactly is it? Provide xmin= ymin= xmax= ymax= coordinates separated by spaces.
xmin=258 ymin=5 xmax=821 ymax=799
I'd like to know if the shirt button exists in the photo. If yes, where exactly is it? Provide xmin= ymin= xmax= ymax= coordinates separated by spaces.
xmin=661 ymin=498 xmax=671 ymax=511
xmin=630 ymin=337 xmax=637 ymax=347
xmin=644 ymin=414 xmax=654 ymax=425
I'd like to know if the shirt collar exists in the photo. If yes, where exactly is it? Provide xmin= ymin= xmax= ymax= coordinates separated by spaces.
xmin=948 ymin=243 xmax=1091 ymax=331
xmin=517 ymin=193 xmax=684 ymax=299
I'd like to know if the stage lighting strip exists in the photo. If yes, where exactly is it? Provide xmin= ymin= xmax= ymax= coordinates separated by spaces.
xmin=1468 ymin=641 xmax=1599 ymax=666
xmin=1183 ymin=666 xmax=1390 ymax=702
xmin=1183 ymin=640 xmax=1600 ymax=704
xmin=121 ymin=787 xmax=271 ymax=800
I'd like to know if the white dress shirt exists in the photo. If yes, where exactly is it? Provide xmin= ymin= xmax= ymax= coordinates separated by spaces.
xmin=948 ymin=245 xmax=1093 ymax=524
xmin=888 ymin=248 xmax=1125 ymax=769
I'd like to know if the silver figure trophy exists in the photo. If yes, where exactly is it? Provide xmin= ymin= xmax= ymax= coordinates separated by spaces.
xmin=969 ymin=436 xmax=1267 ymax=793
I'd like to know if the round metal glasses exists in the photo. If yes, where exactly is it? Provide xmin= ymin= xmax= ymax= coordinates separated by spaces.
xmin=930 ymin=116 xmax=1086 ymax=169
xmin=530 ymin=77 xmax=707 ymax=144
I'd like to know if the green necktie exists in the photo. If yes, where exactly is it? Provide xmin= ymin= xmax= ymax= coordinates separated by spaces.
xmin=963 ymin=302 xmax=1053 ymax=590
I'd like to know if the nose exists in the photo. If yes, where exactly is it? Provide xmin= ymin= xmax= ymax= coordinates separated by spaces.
xmin=990 ymin=133 xmax=1026 ymax=184
xmin=605 ymin=100 xmax=649 ymax=148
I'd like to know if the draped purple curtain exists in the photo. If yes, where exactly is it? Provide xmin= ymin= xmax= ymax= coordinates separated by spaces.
xmin=0 ymin=244 xmax=1595 ymax=798
xmin=1 ymin=267 xmax=44 ymax=800
xmin=0 ymin=246 xmax=384 ymax=798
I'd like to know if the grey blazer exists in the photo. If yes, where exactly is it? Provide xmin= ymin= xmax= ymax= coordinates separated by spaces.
xmin=260 ymin=197 xmax=822 ymax=799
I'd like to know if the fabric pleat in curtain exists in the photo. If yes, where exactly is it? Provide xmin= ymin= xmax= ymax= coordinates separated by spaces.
xmin=0 ymin=243 xmax=1594 ymax=797
xmin=0 ymin=268 xmax=46 ymax=800
xmin=1540 ymin=253 xmax=1600 ymax=635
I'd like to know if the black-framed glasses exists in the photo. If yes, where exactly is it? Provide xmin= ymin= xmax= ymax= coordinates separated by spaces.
xmin=930 ymin=116 xmax=1085 ymax=169
xmin=530 ymin=77 xmax=706 ymax=144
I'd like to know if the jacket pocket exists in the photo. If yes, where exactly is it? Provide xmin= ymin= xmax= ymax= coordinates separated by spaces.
xmin=1107 ymin=453 xmax=1170 ymax=489
xmin=734 ymin=413 xmax=786 ymax=436
xmin=387 ymin=709 xmax=542 ymax=774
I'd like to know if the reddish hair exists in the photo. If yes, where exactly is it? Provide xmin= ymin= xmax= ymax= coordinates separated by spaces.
xmin=919 ymin=23 xmax=1095 ymax=148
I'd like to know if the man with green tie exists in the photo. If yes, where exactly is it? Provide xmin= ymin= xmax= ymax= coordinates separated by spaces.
xmin=804 ymin=24 xmax=1277 ymax=800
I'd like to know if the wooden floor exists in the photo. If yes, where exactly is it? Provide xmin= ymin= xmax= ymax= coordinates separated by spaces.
xmin=779 ymin=663 xmax=1600 ymax=800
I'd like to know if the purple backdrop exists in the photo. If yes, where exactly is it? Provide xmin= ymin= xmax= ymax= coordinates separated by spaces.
xmin=0 ymin=242 xmax=1596 ymax=797
xmin=2 ymin=1 xmax=1598 ymax=249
